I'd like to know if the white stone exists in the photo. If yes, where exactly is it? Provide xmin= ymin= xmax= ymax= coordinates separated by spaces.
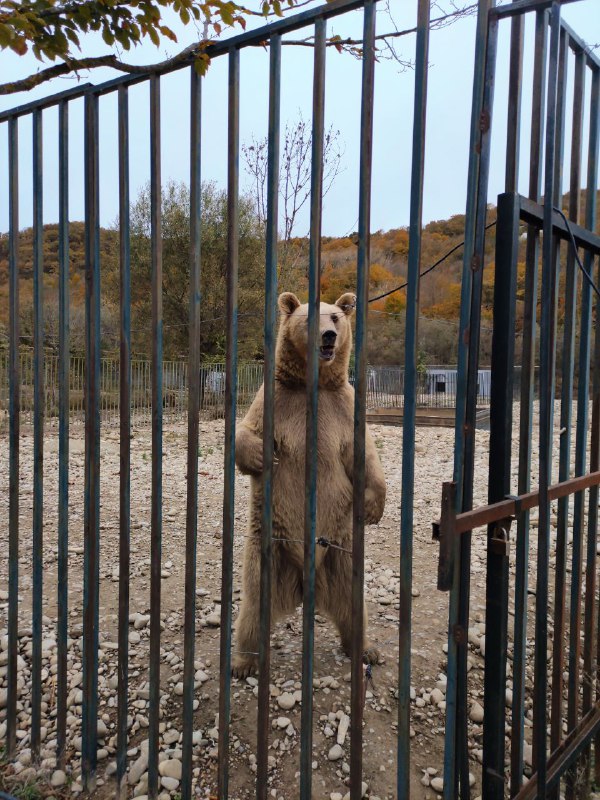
xmin=328 ymin=744 xmax=344 ymax=761
xmin=51 ymin=770 xmax=67 ymax=787
xmin=158 ymin=759 xmax=182 ymax=780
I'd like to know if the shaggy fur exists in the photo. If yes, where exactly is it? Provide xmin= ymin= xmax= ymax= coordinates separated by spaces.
xmin=232 ymin=291 xmax=387 ymax=677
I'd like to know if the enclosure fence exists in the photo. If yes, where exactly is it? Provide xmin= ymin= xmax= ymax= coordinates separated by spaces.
xmin=0 ymin=353 xmax=497 ymax=424
xmin=1 ymin=0 xmax=599 ymax=799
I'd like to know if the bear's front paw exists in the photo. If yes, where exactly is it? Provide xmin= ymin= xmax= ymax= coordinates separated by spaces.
xmin=237 ymin=448 xmax=263 ymax=476
xmin=231 ymin=653 xmax=258 ymax=679
xmin=363 ymin=645 xmax=381 ymax=665
xmin=364 ymin=487 xmax=385 ymax=525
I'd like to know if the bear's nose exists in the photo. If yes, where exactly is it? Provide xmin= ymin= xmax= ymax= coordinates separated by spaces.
xmin=322 ymin=330 xmax=337 ymax=345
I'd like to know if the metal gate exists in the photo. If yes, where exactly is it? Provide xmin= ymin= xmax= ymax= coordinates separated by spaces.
xmin=1 ymin=0 xmax=598 ymax=799
xmin=435 ymin=1 xmax=600 ymax=799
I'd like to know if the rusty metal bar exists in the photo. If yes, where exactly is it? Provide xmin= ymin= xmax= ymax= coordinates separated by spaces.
xmin=300 ymin=18 xmax=323 ymax=796
xmin=435 ymin=470 xmax=600 ymax=542
xmin=217 ymin=45 xmax=240 ymax=800
xmin=482 ymin=190 xmax=520 ymax=800
xmin=397 ymin=0 xmax=430 ymax=795
xmin=31 ymin=106 xmax=44 ymax=765
xmin=117 ymin=83 xmax=131 ymax=796
xmin=181 ymin=64 xmax=202 ymax=800
xmin=505 ymin=12 xmax=524 ymax=193
xmin=258 ymin=31 xmax=280 ymax=800
xmin=6 ymin=115 xmax=19 ymax=762
xmin=147 ymin=74 xmax=163 ymax=800
xmin=513 ymin=705 xmax=600 ymax=800
xmin=82 ymin=90 xmax=101 ymax=790
xmin=585 ymin=68 xmax=600 ymax=786
xmin=510 ymin=13 xmax=546 ymax=792
xmin=351 ymin=5 xmax=375 ymax=800
xmin=548 ymin=29 xmax=570 ymax=778
xmin=56 ymin=97 xmax=70 ymax=771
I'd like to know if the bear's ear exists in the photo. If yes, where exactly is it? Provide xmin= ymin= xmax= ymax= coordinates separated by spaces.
xmin=278 ymin=292 xmax=301 ymax=316
xmin=335 ymin=293 xmax=357 ymax=316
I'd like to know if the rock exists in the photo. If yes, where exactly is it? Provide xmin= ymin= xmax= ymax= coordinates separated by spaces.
xmin=431 ymin=776 xmax=444 ymax=792
xmin=51 ymin=770 xmax=67 ymax=787
xmin=337 ymin=713 xmax=349 ymax=745
xmin=430 ymin=688 xmax=444 ymax=705
xmin=277 ymin=692 xmax=296 ymax=710
xmin=163 ymin=729 xmax=180 ymax=745
xmin=276 ymin=717 xmax=290 ymax=729
xmin=129 ymin=753 xmax=149 ymax=785
xmin=205 ymin=614 xmax=221 ymax=627
xmin=328 ymin=744 xmax=344 ymax=761
xmin=469 ymin=702 xmax=484 ymax=723
xmin=159 ymin=759 xmax=182 ymax=780
xmin=161 ymin=776 xmax=180 ymax=791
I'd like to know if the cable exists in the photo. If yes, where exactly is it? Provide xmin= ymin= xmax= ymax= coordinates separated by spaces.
xmin=553 ymin=207 xmax=600 ymax=302
xmin=367 ymin=220 xmax=498 ymax=304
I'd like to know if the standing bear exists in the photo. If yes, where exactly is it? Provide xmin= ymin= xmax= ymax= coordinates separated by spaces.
xmin=232 ymin=291 xmax=386 ymax=678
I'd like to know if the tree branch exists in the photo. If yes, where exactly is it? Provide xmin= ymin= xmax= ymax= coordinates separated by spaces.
xmin=0 ymin=2 xmax=479 ymax=96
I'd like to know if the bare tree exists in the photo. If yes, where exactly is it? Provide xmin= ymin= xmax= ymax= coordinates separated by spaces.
xmin=242 ymin=113 xmax=344 ymax=287
xmin=243 ymin=113 xmax=343 ymax=279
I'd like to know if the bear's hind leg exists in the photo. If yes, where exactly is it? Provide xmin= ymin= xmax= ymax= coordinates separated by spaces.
xmin=232 ymin=537 xmax=261 ymax=678
xmin=317 ymin=550 xmax=380 ymax=665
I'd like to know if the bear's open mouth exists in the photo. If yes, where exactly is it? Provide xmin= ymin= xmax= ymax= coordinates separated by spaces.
xmin=319 ymin=344 xmax=336 ymax=361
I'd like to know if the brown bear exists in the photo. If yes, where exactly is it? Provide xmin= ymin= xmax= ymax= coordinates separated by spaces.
xmin=232 ymin=291 xmax=386 ymax=678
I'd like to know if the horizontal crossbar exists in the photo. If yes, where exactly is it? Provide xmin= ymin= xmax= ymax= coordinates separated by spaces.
xmin=0 ymin=0 xmax=379 ymax=123
xmin=518 ymin=195 xmax=600 ymax=254
xmin=440 ymin=469 xmax=600 ymax=536
xmin=513 ymin=705 xmax=600 ymax=800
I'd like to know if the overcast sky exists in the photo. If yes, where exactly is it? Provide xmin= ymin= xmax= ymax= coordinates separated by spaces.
xmin=0 ymin=0 xmax=598 ymax=237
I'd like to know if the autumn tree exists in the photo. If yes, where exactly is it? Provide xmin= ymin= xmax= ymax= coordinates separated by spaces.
xmin=0 ymin=1 xmax=482 ymax=97
xmin=103 ymin=179 xmax=265 ymax=360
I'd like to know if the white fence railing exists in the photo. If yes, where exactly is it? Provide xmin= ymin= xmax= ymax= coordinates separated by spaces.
xmin=0 ymin=353 xmax=493 ymax=426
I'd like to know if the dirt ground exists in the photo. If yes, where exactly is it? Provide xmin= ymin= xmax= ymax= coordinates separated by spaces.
xmin=0 ymin=404 xmax=591 ymax=799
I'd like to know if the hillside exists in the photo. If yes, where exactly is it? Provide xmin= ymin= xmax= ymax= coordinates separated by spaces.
xmin=0 ymin=188 xmax=597 ymax=365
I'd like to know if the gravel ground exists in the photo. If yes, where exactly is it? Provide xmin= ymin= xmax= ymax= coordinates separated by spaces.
xmin=0 ymin=403 xmax=596 ymax=799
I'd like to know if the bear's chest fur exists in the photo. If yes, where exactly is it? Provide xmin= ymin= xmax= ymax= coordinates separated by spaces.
xmin=272 ymin=383 xmax=354 ymax=466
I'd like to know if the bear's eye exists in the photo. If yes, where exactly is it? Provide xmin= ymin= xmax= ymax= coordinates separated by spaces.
xmin=331 ymin=314 xmax=339 ymax=324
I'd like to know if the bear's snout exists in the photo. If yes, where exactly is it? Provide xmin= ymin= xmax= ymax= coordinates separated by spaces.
xmin=319 ymin=329 xmax=337 ymax=362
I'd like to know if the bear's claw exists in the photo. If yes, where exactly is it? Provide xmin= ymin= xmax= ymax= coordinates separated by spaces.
xmin=231 ymin=655 xmax=258 ymax=679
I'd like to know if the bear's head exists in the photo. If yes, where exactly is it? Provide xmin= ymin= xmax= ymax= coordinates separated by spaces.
xmin=275 ymin=291 xmax=356 ymax=388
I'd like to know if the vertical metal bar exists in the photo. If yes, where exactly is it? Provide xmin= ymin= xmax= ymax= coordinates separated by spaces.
xmin=533 ymin=5 xmax=560 ymax=795
xmin=148 ymin=74 xmax=163 ymax=800
xmin=116 ymin=84 xmax=131 ymax=798
xmin=397 ymin=1 xmax=430 ymax=797
xmin=217 ymin=46 xmax=239 ymax=800
xmin=82 ymin=89 xmax=101 ymax=789
xmin=551 ymin=43 xmax=582 ymax=763
xmin=457 ymin=11 xmax=499 ymax=799
xmin=257 ymin=32 xmax=280 ymax=800
xmin=505 ymin=13 xmax=524 ymax=193
xmin=31 ymin=106 xmax=44 ymax=764
xmin=482 ymin=192 xmax=520 ymax=800
xmin=299 ymin=18 xmax=324 ymax=800
xmin=584 ymin=67 xmax=600 ymax=783
xmin=351 ymin=5 xmax=375 ymax=800
xmin=444 ymin=4 xmax=495 ymax=795
xmin=510 ymin=12 xmax=547 ymax=796
xmin=57 ymin=98 xmax=70 ymax=770
xmin=567 ymin=60 xmax=600 ymax=775
xmin=6 ymin=115 xmax=19 ymax=762
xmin=181 ymin=65 xmax=202 ymax=800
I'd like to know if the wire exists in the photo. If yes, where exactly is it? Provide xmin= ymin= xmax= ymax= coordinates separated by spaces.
xmin=367 ymin=220 xmax=498 ymax=304
xmin=553 ymin=207 xmax=600 ymax=302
